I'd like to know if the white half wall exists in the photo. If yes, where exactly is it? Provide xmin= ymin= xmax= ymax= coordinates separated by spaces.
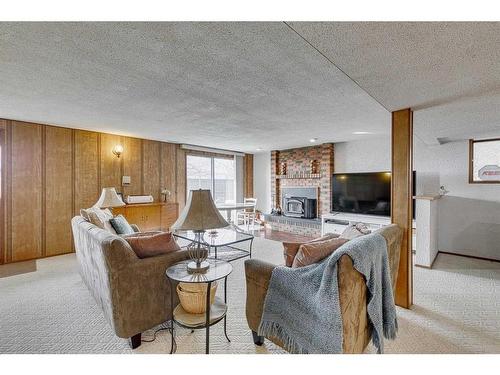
xmin=253 ymin=151 xmax=271 ymax=214
xmin=415 ymin=138 xmax=500 ymax=260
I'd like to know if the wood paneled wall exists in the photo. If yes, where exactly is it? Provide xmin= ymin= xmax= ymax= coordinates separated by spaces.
xmin=0 ymin=120 xmax=7 ymax=265
xmin=0 ymin=119 xmax=190 ymax=264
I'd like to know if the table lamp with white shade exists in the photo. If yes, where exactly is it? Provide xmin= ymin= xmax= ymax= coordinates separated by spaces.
xmin=94 ymin=187 xmax=125 ymax=209
xmin=171 ymin=189 xmax=229 ymax=273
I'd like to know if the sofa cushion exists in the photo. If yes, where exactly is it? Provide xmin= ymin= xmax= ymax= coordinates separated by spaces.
xmin=81 ymin=207 xmax=117 ymax=234
xmin=109 ymin=214 xmax=135 ymax=235
xmin=283 ymin=233 xmax=339 ymax=267
xmin=292 ymin=237 xmax=349 ymax=268
xmin=339 ymin=222 xmax=371 ymax=240
xmin=124 ymin=231 xmax=181 ymax=258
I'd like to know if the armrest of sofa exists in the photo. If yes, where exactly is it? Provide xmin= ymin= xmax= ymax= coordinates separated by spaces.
xmin=244 ymin=259 xmax=276 ymax=332
xmin=338 ymin=254 xmax=370 ymax=353
xmin=108 ymin=248 xmax=191 ymax=338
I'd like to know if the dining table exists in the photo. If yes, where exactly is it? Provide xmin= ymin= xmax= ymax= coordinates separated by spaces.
xmin=216 ymin=202 xmax=255 ymax=224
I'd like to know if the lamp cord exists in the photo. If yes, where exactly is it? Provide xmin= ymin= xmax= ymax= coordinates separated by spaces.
xmin=141 ymin=322 xmax=174 ymax=343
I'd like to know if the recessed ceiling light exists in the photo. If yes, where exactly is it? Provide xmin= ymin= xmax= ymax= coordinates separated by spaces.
xmin=309 ymin=138 xmax=318 ymax=143
xmin=353 ymin=131 xmax=372 ymax=135
xmin=256 ymin=147 xmax=263 ymax=151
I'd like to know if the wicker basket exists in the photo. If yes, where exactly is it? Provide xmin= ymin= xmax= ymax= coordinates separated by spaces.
xmin=177 ymin=282 xmax=218 ymax=314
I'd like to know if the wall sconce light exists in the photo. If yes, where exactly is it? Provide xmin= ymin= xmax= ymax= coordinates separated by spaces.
xmin=112 ymin=144 xmax=123 ymax=158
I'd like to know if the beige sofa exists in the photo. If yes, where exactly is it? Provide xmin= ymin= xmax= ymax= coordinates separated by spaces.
xmin=71 ymin=216 xmax=190 ymax=349
xmin=244 ymin=224 xmax=402 ymax=353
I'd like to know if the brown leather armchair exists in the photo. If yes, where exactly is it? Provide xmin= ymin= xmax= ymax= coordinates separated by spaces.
xmin=244 ymin=224 xmax=402 ymax=353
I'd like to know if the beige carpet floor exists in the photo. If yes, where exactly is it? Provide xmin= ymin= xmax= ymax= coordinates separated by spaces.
xmin=0 ymin=236 xmax=499 ymax=354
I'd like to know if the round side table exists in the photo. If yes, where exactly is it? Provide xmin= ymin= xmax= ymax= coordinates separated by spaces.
xmin=166 ymin=259 xmax=232 ymax=354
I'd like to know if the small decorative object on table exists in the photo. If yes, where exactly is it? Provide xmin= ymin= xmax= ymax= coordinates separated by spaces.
xmin=116 ymin=192 xmax=124 ymax=203
xmin=310 ymin=159 xmax=319 ymax=174
xmin=124 ymin=195 xmax=154 ymax=204
xmin=171 ymin=189 xmax=229 ymax=273
xmin=177 ymin=282 xmax=218 ymax=314
xmin=279 ymin=161 xmax=287 ymax=175
xmin=161 ymin=188 xmax=171 ymax=202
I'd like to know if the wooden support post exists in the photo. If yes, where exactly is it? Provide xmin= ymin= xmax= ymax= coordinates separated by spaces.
xmin=243 ymin=154 xmax=254 ymax=198
xmin=391 ymin=108 xmax=413 ymax=308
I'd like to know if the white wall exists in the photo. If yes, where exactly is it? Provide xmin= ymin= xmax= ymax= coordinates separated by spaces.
xmin=414 ymin=138 xmax=500 ymax=260
xmin=334 ymin=136 xmax=391 ymax=173
xmin=335 ymin=135 xmax=500 ymax=261
xmin=253 ymin=151 xmax=271 ymax=213
xmin=334 ymin=136 xmax=442 ymax=196
xmin=255 ymin=136 xmax=500 ymax=260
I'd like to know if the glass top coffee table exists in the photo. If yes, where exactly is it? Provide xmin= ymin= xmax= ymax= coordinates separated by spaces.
xmin=173 ymin=227 xmax=254 ymax=262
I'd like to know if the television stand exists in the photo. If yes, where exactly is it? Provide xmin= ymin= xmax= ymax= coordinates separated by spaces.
xmin=321 ymin=212 xmax=391 ymax=236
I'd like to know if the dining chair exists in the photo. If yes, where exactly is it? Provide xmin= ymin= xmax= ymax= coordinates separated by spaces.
xmin=237 ymin=198 xmax=257 ymax=230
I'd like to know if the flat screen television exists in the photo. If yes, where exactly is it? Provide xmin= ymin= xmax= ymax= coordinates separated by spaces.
xmin=332 ymin=172 xmax=392 ymax=216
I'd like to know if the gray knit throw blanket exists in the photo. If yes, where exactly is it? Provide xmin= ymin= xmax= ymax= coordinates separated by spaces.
xmin=258 ymin=232 xmax=398 ymax=354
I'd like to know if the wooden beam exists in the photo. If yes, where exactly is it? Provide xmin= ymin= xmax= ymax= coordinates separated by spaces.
xmin=391 ymin=108 xmax=413 ymax=308
xmin=0 ymin=120 xmax=6 ymax=265
xmin=244 ymin=154 xmax=254 ymax=198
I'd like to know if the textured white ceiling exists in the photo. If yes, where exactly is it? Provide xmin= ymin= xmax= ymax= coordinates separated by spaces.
xmin=289 ymin=22 xmax=500 ymax=144
xmin=1 ymin=22 xmax=499 ymax=151
xmin=0 ymin=22 xmax=389 ymax=152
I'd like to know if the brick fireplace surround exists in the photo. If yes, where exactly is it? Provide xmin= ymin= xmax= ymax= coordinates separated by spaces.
xmin=265 ymin=143 xmax=334 ymax=237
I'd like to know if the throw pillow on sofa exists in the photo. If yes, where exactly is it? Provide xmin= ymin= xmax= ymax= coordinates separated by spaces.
xmin=125 ymin=232 xmax=181 ymax=258
xmin=109 ymin=214 xmax=135 ymax=235
xmin=283 ymin=232 xmax=339 ymax=267
xmin=292 ymin=237 xmax=349 ymax=268
xmin=80 ymin=207 xmax=117 ymax=234
xmin=339 ymin=222 xmax=371 ymax=240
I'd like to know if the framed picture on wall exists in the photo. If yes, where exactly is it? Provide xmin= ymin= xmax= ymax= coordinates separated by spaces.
xmin=469 ymin=138 xmax=500 ymax=183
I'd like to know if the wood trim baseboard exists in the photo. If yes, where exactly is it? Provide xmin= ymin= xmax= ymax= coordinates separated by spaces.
xmin=0 ymin=259 xmax=37 ymax=278
xmin=438 ymin=251 xmax=500 ymax=264
xmin=414 ymin=255 xmax=437 ymax=269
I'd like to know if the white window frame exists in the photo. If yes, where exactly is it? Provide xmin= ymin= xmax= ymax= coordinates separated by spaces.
xmin=186 ymin=154 xmax=236 ymax=203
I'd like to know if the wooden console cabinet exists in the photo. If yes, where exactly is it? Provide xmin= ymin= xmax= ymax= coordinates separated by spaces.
xmin=113 ymin=202 xmax=178 ymax=232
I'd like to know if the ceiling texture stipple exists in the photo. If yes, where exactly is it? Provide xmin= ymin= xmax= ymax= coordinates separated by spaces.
xmin=289 ymin=22 xmax=500 ymax=145
xmin=0 ymin=22 xmax=499 ymax=151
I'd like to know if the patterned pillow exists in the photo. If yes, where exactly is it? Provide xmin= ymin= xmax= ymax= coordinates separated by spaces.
xmin=109 ymin=214 xmax=135 ymax=235
xmin=81 ymin=207 xmax=117 ymax=234
xmin=339 ymin=222 xmax=371 ymax=240
xmin=292 ymin=237 xmax=349 ymax=268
